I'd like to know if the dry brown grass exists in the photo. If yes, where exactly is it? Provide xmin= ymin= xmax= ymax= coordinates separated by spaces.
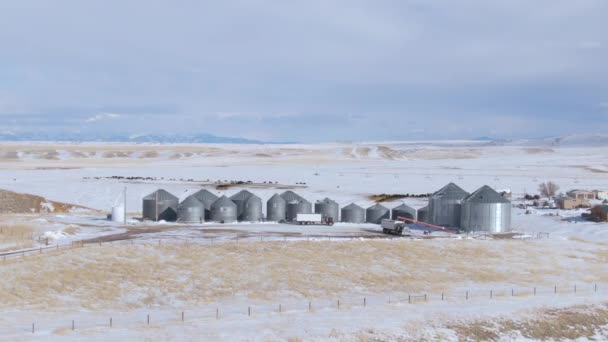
xmin=0 ymin=224 xmax=34 ymax=252
xmin=0 ymin=239 xmax=604 ymax=310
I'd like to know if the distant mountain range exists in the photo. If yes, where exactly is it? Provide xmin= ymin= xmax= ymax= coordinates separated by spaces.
xmin=0 ymin=131 xmax=274 ymax=144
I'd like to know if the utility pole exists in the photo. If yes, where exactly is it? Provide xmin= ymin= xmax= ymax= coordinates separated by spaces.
xmin=123 ymin=187 xmax=127 ymax=224
xmin=156 ymin=190 xmax=159 ymax=221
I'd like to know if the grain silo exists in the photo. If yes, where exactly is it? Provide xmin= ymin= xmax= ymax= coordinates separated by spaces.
xmin=230 ymin=190 xmax=255 ymax=221
xmin=366 ymin=204 xmax=390 ymax=224
xmin=190 ymin=189 xmax=219 ymax=220
xmin=280 ymin=190 xmax=306 ymax=203
xmin=428 ymin=182 xmax=469 ymax=228
xmin=286 ymin=199 xmax=312 ymax=221
xmin=314 ymin=198 xmax=340 ymax=221
xmin=177 ymin=195 xmax=205 ymax=223
xmin=142 ymin=189 xmax=178 ymax=222
xmin=417 ymin=206 xmax=429 ymax=223
xmin=210 ymin=196 xmax=238 ymax=223
xmin=341 ymin=203 xmax=365 ymax=223
xmin=460 ymin=185 xmax=511 ymax=233
xmin=241 ymin=194 xmax=263 ymax=222
xmin=391 ymin=203 xmax=416 ymax=221
xmin=267 ymin=194 xmax=287 ymax=222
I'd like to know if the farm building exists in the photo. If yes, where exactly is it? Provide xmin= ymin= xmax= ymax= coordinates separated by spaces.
xmin=315 ymin=198 xmax=340 ymax=221
xmin=142 ymin=189 xmax=178 ymax=222
xmin=589 ymin=205 xmax=608 ymax=222
xmin=428 ymin=182 xmax=469 ymax=228
xmin=460 ymin=185 xmax=511 ymax=233
xmin=556 ymin=197 xmax=589 ymax=210
xmin=341 ymin=203 xmax=365 ymax=223
xmin=567 ymin=190 xmax=595 ymax=200
xmin=594 ymin=190 xmax=608 ymax=200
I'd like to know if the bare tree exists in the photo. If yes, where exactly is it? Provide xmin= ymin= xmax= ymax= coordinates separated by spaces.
xmin=538 ymin=181 xmax=560 ymax=198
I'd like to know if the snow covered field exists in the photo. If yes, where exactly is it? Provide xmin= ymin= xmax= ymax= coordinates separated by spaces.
xmin=1 ymin=141 xmax=608 ymax=340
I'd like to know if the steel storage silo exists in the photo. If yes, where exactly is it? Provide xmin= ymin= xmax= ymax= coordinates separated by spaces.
xmin=280 ymin=190 xmax=306 ymax=203
xmin=190 ymin=189 xmax=219 ymax=220
xmin=210 ymin=196 xmax=238 ymax=223
xmin=366 ymin=204 xmax=390 ymax=224
xmin=177 ymin=195 xmax=205 ymax=223
xmin=460 ymin=185 xmax=511 ymax=233
xmin=341 ymin=203 xmax=365 ymax=223
xmin=241 ymin=194 xmax=263 ymax=222
xmin=230 ymin=190 xmax=255 ymax=221
xmin=391 ymin=203 xmax=417 ymax=221
xmin=428 ymin=182 xmax=469 ymax=228
xmin=314 ymin=198 xmax=340 ymax=221
xmin=286 ymin=200 xmax=312 ymax=221
xmin=142 ymin=189 xmax=178 ymax=222
xmin=417 ymin=206 xmax=429 ymax=223
xmin=267 ymin=194 xmax=287 ymax=222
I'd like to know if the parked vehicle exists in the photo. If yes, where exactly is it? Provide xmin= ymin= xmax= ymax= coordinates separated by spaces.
xmin=295 ymin=213 xmax=335 ymax=225
xmin=381 ymin=219 xmax=410 ymax=236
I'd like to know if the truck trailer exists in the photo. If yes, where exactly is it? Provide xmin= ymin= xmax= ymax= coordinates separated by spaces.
xmin=381 ymin=219 xmax=410 ymax=236
xmin=295 ymin=213 xmax=335 ymax=225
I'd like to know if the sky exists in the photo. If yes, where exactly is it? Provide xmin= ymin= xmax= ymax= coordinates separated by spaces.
xmin=0 ymin=0 xmax=607 ymax=142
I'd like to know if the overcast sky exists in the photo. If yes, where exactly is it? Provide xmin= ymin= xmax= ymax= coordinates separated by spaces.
xmin=0 ymin=1 xmax=607 ymax=142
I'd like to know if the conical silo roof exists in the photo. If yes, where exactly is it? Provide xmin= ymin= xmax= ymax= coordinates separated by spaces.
xmin=211 ymin=195 xmax=237 ymax=209
xmin=464 ymin=185 xmax=510 ymax=203
xmin=343 ymin=203 xmax=363 ymax=211
xmin=180 ymin=195 xmax=203 ymax=208
xmin=316 ymin=197 xmax=337 ymax=205
xmin=191 ymin=189 xmax=219 ymax=208
xmin=280 ymin=190 xmax=307 ymax=203
xmin=268 ymin=193 xmax=286 ymax=205
xmin=431 ymin=182 xmax=469 ymax=200
xmin=230 ymin=190 xmax=254 ymax=201
xmin=144 ymin=189 xmax=178 ymax=201
xmin=367 ymin=203 xmax=389 ymax=211
xmin=393 ymin=203 xmax=415 ymax=212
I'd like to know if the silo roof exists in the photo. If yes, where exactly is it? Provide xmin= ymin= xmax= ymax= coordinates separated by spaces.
xmin=230 ymin=190 xmax=254 ymax=201
xmin=143 ymin=189 xmax=178 ymax=201
xmin=393 ymin=203 xmax=416 ymax=212
xmin=432 ymin=182 xmax=469 ymax=200
xmin=464 ymin=185 xmax=510 ymax=204
xmin=316 ymin=197 xmax=337 ymax=204
xmin=211 ymin=195 xmax=237 ymax=208
xmin=343 ymin=203 xmax=364 ymax=210
xmin=367 ymin=203 xmax=389 ymax=211
xmin=191 ymin=189 xmax=219 ymax=204
xmin=245 ymin=194 xmax=261 ymax=204
xmin=268 ymin=193 xmax=286 ymax=203
xmin=281 ymin=191 xmax=307 ymax=203
xmin=180 ymin=195 xmax=203 ymax=207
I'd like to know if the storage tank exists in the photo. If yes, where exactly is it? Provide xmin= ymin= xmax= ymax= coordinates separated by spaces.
xmin=366 ymin=204 xmax=390 ymax=224
xmin=111 ymin=206 xmax=125 ymax=223
xmin=280 ymin=190 xmax=306 ymax=203
xmin=341 ymin=203 xmax=365 ymax=223
xmin=210 ymin=196 xmax=238 ymax=223
xmin=230 ymin=190 xmax=255 ymax=221
xmin=190 ymin=189 xmax=219 ymax=220
xmin=391 ymin=203 xmax=416 ymax=221
xmin=314 ymin=198 xmax=339 ymax=221
xmin=142 ymin=189 xmax=178 ymax=222
xmin=460 ymin=185 xmax=511 ymax=233
xmin=177 ymin=195 xmax=205 ymax=223
xmin=267 ymin=194 xmax=287 ymax=222
xmin=286 ymin=199 xmax=312 ymax=221
xmin=417 ymin=206 xmax=429 ymax=223
xmin=428 ymin=182 xmax=469 ymax=228
xmin=241 ymin=194 xmax=263 ymax=222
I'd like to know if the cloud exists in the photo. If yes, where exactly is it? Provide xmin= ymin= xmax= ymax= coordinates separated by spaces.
xmin=85 ymin=113 xmax=122 ymax=123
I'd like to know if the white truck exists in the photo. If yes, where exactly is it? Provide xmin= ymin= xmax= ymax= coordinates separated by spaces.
xmin=381 ymin=219 xmax=410 ymax=236
xmin=295 ymin=213 xmax=335 ymax=225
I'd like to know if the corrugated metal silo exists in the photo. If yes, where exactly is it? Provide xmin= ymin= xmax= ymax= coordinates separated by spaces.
xmin=280 ymin=190 xmax=306 ymax=203
xmin=341 ymin=203 xmax=365 ymax=223
xmin=314 ymin=198 xmax=340 ymax=221
xmin=417 ymin=206 xmax=429 ymax=223
xmin=230 ymin=190 xmax=255 ymax=221
xmin=190 ymin=189 xmax=219 ymax=220
xmin=366 ymin=204 xmax=390 ymax=224
xmin=142 ymin=189 xmax=178 ymax=222
xmin=177 ymin=195 xmax=205 ymax=223
xmin=267 ymin=194 xmax=287 ymax=222
xmin=210 ymin=196 xmax=238 ymax=223
xmin=460 ymin=185 xmax=511 ymax=233
xmin=241 ymin=194 xmax=263 ymax=222
xmin=391 ymin=203 xmax=417 ymax=221
xmin=286 ymin=199 xmax=312 ymax=221
xmin=428 ymin=182 xmax=469 ymax=228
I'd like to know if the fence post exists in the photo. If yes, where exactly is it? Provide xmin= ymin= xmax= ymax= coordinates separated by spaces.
xmin=32 ymin=323 xmax=35 ymax=333
xmin=248 ymin=306 xmax=251 ymax=317
xmin=466 ymin=291 xmax=469 ymax=300
xmin=574 ymin=284 xmax=577 ymax=293
xmin=408 ymin=295 xmax=411 ymax=304
xmin=511 ymin=288 xmax=514 ymax=297
xmin=309 ymin=301 xmax=312 ymax=312
xmin=364 ymin=297 xmax=366 ymax=307
xmin=424 ymin=294 xmax=427 ymax=302
xmin=441 ymin=293 xmax=444 ymax=301
xmin=147 ymin=314 xmax=150 ymax=325
xmin=490 ymin=290 xmax=493 ymax=299
xmin=595 ymin=284 xmax=597 ymax=292
xmin=554 ymin=285 xmax=557 ymax=294
xmin=534 ymin=287 xmax=536 ymax=296
xmin=216 ymin=308 xmax=219 ymax=320
xmin=72 ymin=320 xmax=75 ymax=331
xmin=110 ymin=318 xmax=112 ymax=328
xmin=279 ymin=304 xmax=282 ymax=313
xmin=181 ymin=311 xmax=184 ymax=322
xmin=337 ymin=300 xmax=340 ymax=309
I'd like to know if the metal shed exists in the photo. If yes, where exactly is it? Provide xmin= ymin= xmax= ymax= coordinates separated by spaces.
xmin=428 ymin=182 xmax=469 ymax=228
xmin=417 ymin=206 xmax=429 ymax=223
xmin=266 ymin=194 xmax=287 ymax=222
xmin=315 ymin=198 xmax=340 ymax=221
xmin=177 ymin=195 xmax=205 ymax=223
xmin=190 ymin=189 xmax=219 ymax=220
xmin=341 ymin=203 xmax=365 ymax=223
xmin=210 ymin=196 xmax=238 ymax=223
xmin=391 ymin=203 xmax=417 ymax=221
xmin=241 ymin=194 xmax=263 ymax=222
xmin=286 ymin=199 xmax=312 ymax=222
xmin=366 ymin=204 xmax=390 ymax=224
xmin=142 ymin=189 xmax=178 ymax=222
xmin=460 ymin=185 xmax=511 ymax=233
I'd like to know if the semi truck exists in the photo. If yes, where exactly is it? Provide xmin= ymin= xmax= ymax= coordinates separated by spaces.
xmin=295 ymin=213 xmax=335 ymax=225
xmin=381 ymin=219 xmax=410 ymax=236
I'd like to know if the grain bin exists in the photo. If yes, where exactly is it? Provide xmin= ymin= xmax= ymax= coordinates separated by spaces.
xmin=230 ymin=190 xmax=256 ymax=221
xmin=177 ymin=195 xmax=205 ymax=223
xmin=417 ymin=206 xmax=429 ymax=223
xmin=460 ymin=185 xmax=511 ymax=233
xmin=428 ymin=182 xmax=469 ymax=228
xmin=210 ymin=196 xmax=238 ymax=223
xmin=366 ymin=204 xmax=390 ymax=224
xmin=142 ymin=189 xmax=178 ymax=222
xmin=391 ymin=203 xmax=416 ymax=221
xmin=190 ymin=189 xmax=219 ymax=220
xmin=315 ymin=198 xmax=340 ymax=221
xmin=280 ymin=190 xmax=306 ymax=203
xmin=267 ymin=194 xmax=287 ymax=222
xmin=241 ymin=194 xmax=263 ymax=222
xmin=286 ymin=199 xmax=312 ymax=221
xmin=341 ymin=203 xmax=365 ymax=223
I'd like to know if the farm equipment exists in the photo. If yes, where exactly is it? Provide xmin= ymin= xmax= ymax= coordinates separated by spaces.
xmin=381 ymin=219 xmax=411 ymax=236
xmin=395 ymin=216 xmax=460 ymax=234
xmin=295 ymin=213 xmax=335 ymax=226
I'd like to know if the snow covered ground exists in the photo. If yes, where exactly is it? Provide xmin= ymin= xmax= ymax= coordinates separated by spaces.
xmin=0 ymin=141 xmax=607 ymax=340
